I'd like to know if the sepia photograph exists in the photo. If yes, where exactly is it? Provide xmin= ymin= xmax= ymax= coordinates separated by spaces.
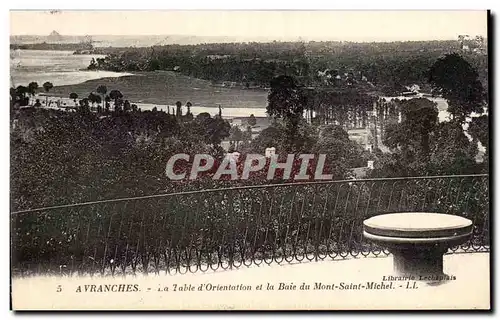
xmin=9 ymin=9 xmax=490 ymax=310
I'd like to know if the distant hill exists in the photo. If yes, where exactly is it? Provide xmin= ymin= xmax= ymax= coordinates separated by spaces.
xmin=10 ymin=34 xmax=311 ymax=47
xmin=10 ymin=42 xmax=93 ymax=51
xmin=11 ymin=34 xmax=88 ymax=45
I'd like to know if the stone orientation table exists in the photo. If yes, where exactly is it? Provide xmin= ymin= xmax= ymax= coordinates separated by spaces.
xmin=363 ymin=212 xmax=473 ymax=277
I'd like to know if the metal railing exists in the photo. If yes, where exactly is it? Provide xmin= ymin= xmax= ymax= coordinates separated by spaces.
xmin=11 ymin=174 xmax=489 ymax=276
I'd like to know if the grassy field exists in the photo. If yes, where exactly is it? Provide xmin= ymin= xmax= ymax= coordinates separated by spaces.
xmin=50 ymin=71 xmax=269 ymax=108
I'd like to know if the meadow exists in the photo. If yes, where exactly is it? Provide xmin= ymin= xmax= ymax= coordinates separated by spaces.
xmin=50 ymin=71 xmax=269 ymax=109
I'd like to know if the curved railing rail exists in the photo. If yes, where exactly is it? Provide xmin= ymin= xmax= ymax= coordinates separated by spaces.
xmin=11 ymin=174 xmax=489 ymax=276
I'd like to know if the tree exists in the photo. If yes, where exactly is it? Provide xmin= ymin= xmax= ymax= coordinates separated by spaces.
xmin=368 ymin=152 xmax=408 ymax=178
xmin=124 ymin=100 xmax=131 ymax=112
xmin=196 ymin=112 xmax=211 ymax=122
xmin=267 ymin=75 xmax=303 ymax=119
xmin=11 ymin=86 xmax=30 ymax=107
xmin=10 ymin=88 xmax=16 ymax=102
xmin=229 ymin=126 xmax=243 ymax=149
xmin=42 ymin=82 xmax=54 ymax=106
xmin=28 ymin=82 xmax=39 ymax=94
xmin=206 ymin=118 xmax=231 ymax=147
xmin=191 ymin=113 xmax=230 ymax=147
xmin=384 ymin=98 xmax=438 ymax=165
xmin=428 ymin=53 xmax=484 ymax=123
xmin=468 ymin=115 xmax=488 ymax=150
xmin=313 ymin=124 xmax=361 ymax=179
xmin=96 ymin=85 xmax=107 ymax=109
xmin=252 ymin=126 xmax=283 ymax=151
xmin=266 ymin=75 xmax=306 ymax=152
xmin=243 ymin=125 xmax=253 ymax=141
xmin=69 ymin=92 xmax=78 ymax=106
xmin=252 ymin=125 xmax=283 ymax=151
xmin=185 ymin=101 xmax=193 ymax=120
xmin=400 ymin=98 xmax=439 ymax=162
xmin=468 ymin=115 xmax=489 ymax=167
xmin=28 ymin=82 xmax=39 ymax=103
xmin=78 ymin=98 xmax=90 ymax=113
xmin=300 ymin=87 xmax=316 ymax=123
xmin=109 ymin=90 xmax=123 ymax=111
xmin=248 ymin=114 xmax=257 ymax=127
xmin=115 ymin=98 xmax=124 ymax=111
xmin=88 ymin=58 xmax=97 ymax=70
xmin=175 ymin=101 xmax=182 ymax=117
xmin=428 ymin=122 xmax=478 ymax=175
xmin=104 ymin=95 xmax=111 ymax=112
xmin=88 ymin=93 xmax=101 ymax=109
xmin=96 ymin=85 xmax=107 ymax=96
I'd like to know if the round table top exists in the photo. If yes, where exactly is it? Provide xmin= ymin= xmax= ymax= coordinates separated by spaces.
xmin=363 ymin=212 xmax=472 ymax=238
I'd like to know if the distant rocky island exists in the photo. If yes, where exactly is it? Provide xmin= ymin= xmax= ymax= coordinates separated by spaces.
xmin=10 ymin=30 xmax=96 ymax=52
xmin=73 ymin=48 xmax=107 ymax=55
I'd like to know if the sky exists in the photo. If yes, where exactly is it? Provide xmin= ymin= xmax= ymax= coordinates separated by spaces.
xmin=10 ymin=10 xmax=488 ymax=42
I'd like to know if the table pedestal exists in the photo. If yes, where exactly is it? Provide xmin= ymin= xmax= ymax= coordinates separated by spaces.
xmin=390 ymin=245 xmax=447 ymax=276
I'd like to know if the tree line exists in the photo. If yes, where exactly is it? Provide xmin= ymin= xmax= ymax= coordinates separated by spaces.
xmin=86 ymin=40 xmax=488 ymax=97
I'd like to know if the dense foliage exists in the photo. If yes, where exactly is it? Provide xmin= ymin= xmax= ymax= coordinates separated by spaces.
xmin=87 ymin=40 xmax=488 ymax=96
xmin=370 ymin=97 xmax=487 ymax=177
xmin=11 ymin=103 xmax=374 ymax=211
xmin=10 ymin=106 xmax=230 ymax=210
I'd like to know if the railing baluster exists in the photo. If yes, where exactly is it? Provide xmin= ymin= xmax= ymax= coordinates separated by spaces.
xmin=283 ymin=187 xmax=298 ymax=263
xmin=250 ymin=190 xmax=265 ymax=266
xmin=293 ymin=186 xmax=308 ymax=262
xmin=360 ymin=182 xmax=375 ymax=256
xmin=273 ymin=190 xmax=286 ymax=264
xmin=348 ymin=182 xmax=363 ymax=257
xmin=316 ymin=185 xmax=329 ymax=260
xmin=303 ymin=186 xmax=313 ymax=261
xmin=240 ymin=189 xmax=253 ymax=267
xmin=101 ymin=203 xmax=115 ymax=275
xmin=122 ymin=200 xmax=137 ymax=275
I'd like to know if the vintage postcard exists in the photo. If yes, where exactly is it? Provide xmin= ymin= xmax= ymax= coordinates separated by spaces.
xmin=9 ymin=10 xmax=490 ymax=310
